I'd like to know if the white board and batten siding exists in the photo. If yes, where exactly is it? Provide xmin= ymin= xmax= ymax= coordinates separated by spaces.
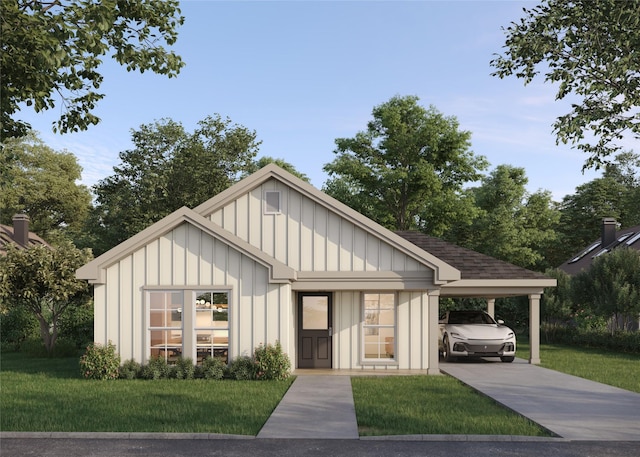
xmin=206 ymin=178 xmax=438 ymax=370
xmin=93 ymin=222 xmax=293 ymax=364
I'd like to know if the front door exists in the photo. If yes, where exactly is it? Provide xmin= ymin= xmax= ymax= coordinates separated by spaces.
xmin=298 ymin=293 xmax=332 ymax=369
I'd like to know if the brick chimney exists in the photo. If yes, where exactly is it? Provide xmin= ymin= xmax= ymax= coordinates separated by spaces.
xmin=601 ymin=217 xmax=617 ymax=248
xmin=12 ymin=214 xmax=30 ymax=247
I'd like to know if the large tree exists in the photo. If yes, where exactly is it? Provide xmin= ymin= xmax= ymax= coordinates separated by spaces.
xmin=323 ymin=95 xmax=487 ymax=234
xmin=461 ymin=165 xmax=559 ymax=270
xmin=90 ymin=115 xmax=260 ymax=253
xmin=491 ymin=0 xmax=640 ymax=169
xmin=0 ymin=241 xmax=92 ymax=355
xmin=1 ymin=0 xmax=184 ymax=139
xmin=0 ymin=132 xmax=92 ymax=238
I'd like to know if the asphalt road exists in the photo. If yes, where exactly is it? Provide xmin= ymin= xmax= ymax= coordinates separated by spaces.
xmin=1 ymin=438 xmax=638 ymax=457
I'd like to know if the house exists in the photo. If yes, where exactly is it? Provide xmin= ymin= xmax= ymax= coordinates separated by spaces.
xmin=558 ymin=217 xmax=640 ymax=276
xmin=0 ymin=214 xmax=50 ymax=256
xmin=76 ymin=164 xmax=555 ymax=373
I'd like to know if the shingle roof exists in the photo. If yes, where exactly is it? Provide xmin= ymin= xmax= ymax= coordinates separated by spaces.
xmin=558 ymin=223 xmax=640 ymax=276
xmin=0 ymin=224 xmax=50 ymax=255
xmin=395 ymin=231 xmax=549 ymax=280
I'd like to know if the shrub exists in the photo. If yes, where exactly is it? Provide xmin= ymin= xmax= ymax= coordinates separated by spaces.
xmin=173 ymin=357 xmax=196 ymax=379
xmin=141 ymin=356 xmax=171 ymax=380
xmin=0 ymin=306 xmax=39 ymax=350
xmin=57 ymin=302 xmax=94 ymax=348
xmin=20 ymin=337 xmax=49 ymax=357
xmin=79 ymin=341 xmax=121 ymax=380
xmin=201 ymin=356 xmax=227 ymax=380
xmin=119 ymin=359 xmax=142 ymax=379
xmin=253 ymin=340 xmax=291 ymax=381
xmin=229 ymin=355 xmax=255 ymax=380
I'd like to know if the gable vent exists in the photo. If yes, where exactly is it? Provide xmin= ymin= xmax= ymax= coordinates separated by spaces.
xmin=264 ymin=191 xmax=281 ymax=214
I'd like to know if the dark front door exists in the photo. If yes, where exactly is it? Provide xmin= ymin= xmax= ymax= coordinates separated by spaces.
xmin=298 ymin=293 xmax=332 ymax=369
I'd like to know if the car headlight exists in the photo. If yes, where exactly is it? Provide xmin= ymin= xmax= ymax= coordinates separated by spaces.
xmin=506 ymin=332 xmax=514 ymax=339
xmin=450 ymin=332 xmax=467 ymax=340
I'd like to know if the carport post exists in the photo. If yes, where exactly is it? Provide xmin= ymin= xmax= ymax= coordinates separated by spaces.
xmin=528 ymin=293 xmax=541 ymax=364
xmin=486 ymin=298 xmax=495 ymax=318
xmin=428 ymin=290 xmax=441 ymax=375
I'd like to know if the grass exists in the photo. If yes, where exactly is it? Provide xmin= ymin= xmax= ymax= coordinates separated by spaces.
xmin=351 ymin=375 xmax=552 ymax=437
xmin=0 ymin=353 xmax=293 ymax=434
xmin=517 ymin=341 xmax=640 ymax=393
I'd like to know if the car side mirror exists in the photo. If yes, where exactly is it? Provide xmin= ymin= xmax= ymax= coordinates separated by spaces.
xmin=497 ymin=319 xmax=505 ymax=324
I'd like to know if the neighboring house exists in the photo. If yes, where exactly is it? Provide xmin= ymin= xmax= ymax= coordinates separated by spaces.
xmin=0 ymin=214 xmax=50 ymax=256
xmin=77 ymin=165 xmax=555 ymax=373
xmin=558 ymin=218 xmax=640 ymax=276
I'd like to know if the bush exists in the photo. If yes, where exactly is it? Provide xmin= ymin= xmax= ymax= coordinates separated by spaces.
xmin=541 ymin=325 xmax=640 ymax=354
xmin=173 ymin=357 xmax=196 ymax=379
xmin=141 ymin=356 xmax=171 ymax=380
xmin=229 ymin=355 xmax=255 ymax=380
xmin=20 ymin=337 xmax=49 ymax=357
xmin=57 ymin=302 xmax=94 ymax=348
xmin=119 ymin=359 xmax=142 ymax=379
xmin=200 ymin=356 xmax=227 ymax=380
xmin=80 ymin=341 xmax=121 ymax=380
xmin=0 ymin=306 xmax=39 ymax=350
xmin=253 ymin=340 xmax=291 ymax=381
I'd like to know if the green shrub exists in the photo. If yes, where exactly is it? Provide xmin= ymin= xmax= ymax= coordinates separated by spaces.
xmin=20 ymin=337 xmax=49 ymax=357
xmin=229 ymin=355 xmax=256 ymax=380
xmin=57 ymin=302 xmax=94 ymax=348
xmin=119 ymin=359 xmax=142 ymax=379
xmin=201 ymin=356 xmax=227 ymax=380
xmin=51 ymin=338 xmax=80 ymax=357
xmin=141 ymin=356 xmax=171 ymax=380
xmin=253 ymin=340 xmax=291 ymax=381
xmin=0 ymin=306 xmax=39 ymax=349
xmin=173 ymin=357 xmax=196 ymax=379
xmin=79 ymin=341 xmax=121 ymax=380
xmin=542 ymin=326 xmax=640 ymax=354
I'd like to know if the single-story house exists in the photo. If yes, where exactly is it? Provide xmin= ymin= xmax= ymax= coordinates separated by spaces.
xmin=0 ymin=214 xmax=50 ymax=255
xmin=77 ymin=164 xmax=555 ymax=373
xmin=558 ymin=217 xmax=640 ymax=276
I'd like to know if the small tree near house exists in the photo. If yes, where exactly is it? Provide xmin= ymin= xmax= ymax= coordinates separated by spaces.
xmin=0 ymin=241 xmax=92 ymax=355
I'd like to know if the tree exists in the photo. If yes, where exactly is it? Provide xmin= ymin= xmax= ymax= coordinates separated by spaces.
xmin=491 ymin=0 xmax=640 ymax=169
xmin=461 ymin=165 xmax=559 ymax=270
xmin=1 ymin=0 xmax=184 ymax=139
xmin=244 ymin=156 xmax=310 ymax=182
xmin=572 ymin=248 xmax=640 ymax=332
xmin=0 ymin=132 xmax=92 ymax=238
xmin=90 ymin=115 xmax=260 ymax=253
xmin=0 ymin=241 xmax=92 ymax=355
xmin=323 ymin=95 xmax=487 ymax=234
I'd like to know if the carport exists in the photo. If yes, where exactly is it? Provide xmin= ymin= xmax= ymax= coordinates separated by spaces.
xmin=396 ymin=232 xmax=557 ymax=365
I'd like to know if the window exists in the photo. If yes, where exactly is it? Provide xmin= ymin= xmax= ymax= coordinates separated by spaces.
xmin=195 ymin=291 xmax=229 ymax=363
xmin=362 ymin=293 xmax=396 ymax=360
xmin=264 ymin=191 xmax=281 ymax=214
xmin=149 ymin=291 xmax=183 ymax=363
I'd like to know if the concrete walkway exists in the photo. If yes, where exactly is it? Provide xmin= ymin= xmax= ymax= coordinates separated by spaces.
xmin=257 ymin=375 xmax=359 ymax=439
xmin=441 ymin=359 xmax=640 ymax=441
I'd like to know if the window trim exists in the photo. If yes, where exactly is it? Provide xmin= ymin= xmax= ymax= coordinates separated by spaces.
xmin=361 ymin=292 xmax=397 ymax=364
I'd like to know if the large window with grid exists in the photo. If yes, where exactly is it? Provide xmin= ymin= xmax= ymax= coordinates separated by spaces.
xmin=362 ymin=293 xmax=396 ymax=361
xmin=194 ymin=291 xmax=229 ymax=363
xmin=148 ymin=291 xmax=184 ymax=363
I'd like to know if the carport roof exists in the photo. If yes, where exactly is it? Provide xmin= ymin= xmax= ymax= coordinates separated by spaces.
xmin=395 ymin=231 xmax=549 ymax=281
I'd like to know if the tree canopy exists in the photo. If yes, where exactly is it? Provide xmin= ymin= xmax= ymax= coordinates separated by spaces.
xmin=323 ymin=95 xmax=487 ymax=234
xmin=0 ymin=132 xmax=92 ymax=238
xmin=491 ymin=0 xmax=640 ymax=169
xmin=1 ymin=0 xmax=184 ymax=139
xmin=90 ymin=115 xmax=261 ymax=253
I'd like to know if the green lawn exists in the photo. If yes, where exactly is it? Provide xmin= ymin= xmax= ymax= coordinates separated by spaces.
xmin=517 ymin=341 xmax=640 ymax=393
xmin=351 ymin=375 xmax=551 ymax=436
xmin=0 ymin=353 xmax=293 ymax=434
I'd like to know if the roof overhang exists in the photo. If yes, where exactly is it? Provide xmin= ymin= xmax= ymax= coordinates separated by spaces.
xmin=441 ymin=279 xmax=557 ymax=298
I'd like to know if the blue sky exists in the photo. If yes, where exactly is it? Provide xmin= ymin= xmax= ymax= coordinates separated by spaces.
xmin=19 ymin=0 xmax=603 ymax=201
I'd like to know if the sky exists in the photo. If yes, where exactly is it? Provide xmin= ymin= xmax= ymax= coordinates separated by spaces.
xmin=18 ymin=0 xmax=605 ymax=201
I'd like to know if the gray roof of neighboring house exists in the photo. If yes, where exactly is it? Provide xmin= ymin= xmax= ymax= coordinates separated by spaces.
xmin=558 ymin=223 xmax=640 ymax=276
xmin=395 ymin=231 xmax=549 ymax=280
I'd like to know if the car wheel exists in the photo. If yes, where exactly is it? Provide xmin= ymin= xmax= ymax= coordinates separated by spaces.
xmin=443 ymin=335 xmax=456 ymax=362
xmin=500 ymin=356 xmax=515 ymax=363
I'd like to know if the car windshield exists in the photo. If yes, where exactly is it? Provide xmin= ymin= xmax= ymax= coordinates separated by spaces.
xmin=448 ymin=311 xmax=496 ymax=325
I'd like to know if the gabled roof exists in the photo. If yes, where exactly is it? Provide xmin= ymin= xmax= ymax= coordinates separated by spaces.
xmin=0 ymin=224 xmax=50 ymax=256
xmin=558 ymin=223 xmax=640 ymax=276
xmin=194 ymin=164 xmax=461 ymax=284
xmin=77 ymin=206 xmax=296 ymax=284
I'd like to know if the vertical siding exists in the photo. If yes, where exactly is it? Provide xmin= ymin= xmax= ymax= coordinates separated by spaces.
xmin=100 ymin=223 xmax=292 ymax=364
xmin=208 ymin=178 xmax=428 ymax=274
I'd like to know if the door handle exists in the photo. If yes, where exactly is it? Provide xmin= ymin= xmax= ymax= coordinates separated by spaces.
xmin=328 ymin=327 xmax=333 ymax=337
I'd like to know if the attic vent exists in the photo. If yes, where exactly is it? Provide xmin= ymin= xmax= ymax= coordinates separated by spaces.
xmin=264 ymin=191 xmax=281 ymax=214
